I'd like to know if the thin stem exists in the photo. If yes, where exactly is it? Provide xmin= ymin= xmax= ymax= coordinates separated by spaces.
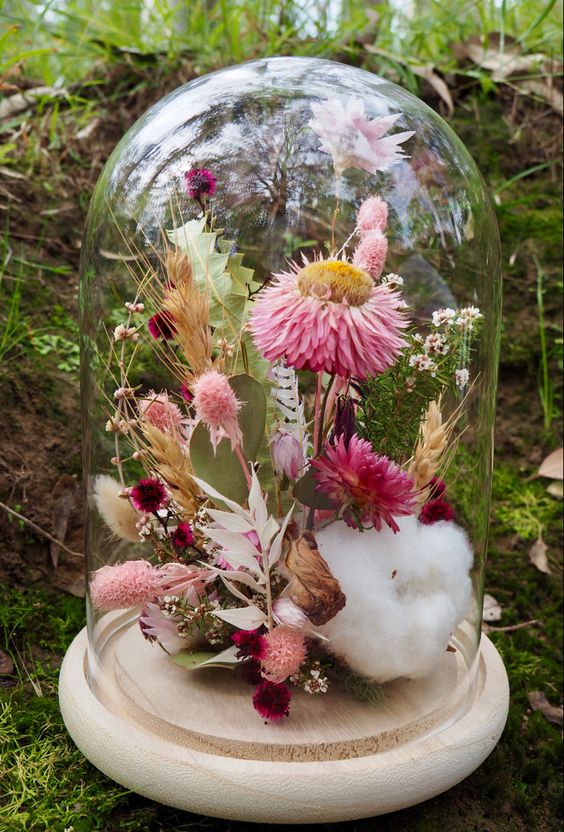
xmin=330 ymin=196 xmax=341 ymax=251
xmin=312 ymin=372 xmax=323 ymax=452
xmin=234 ymin=443 xmax=252 ymax=488
xmin=262 ymin=548 xmax=274 ymax=631
xmin=315 ymin=374 xmax=336 ymax=456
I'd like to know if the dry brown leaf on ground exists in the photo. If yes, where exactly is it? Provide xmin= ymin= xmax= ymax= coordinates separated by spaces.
xmin=527 ymin=690 xmax=563 ymax=726
xmin=0 ymin=649 xmax=14 ymax=676
xmin=537 ymin=447 xmax=564 ymax=480
xmin=482 ymin=593 xmax=503 ymax=622
xmin=50 ymin=474 xmax=80 ymax=568
xmin=528 ymin=534 xmax=551 ymax=575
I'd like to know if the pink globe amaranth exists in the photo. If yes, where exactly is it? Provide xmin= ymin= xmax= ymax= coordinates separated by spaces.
xmin=352 ymin=230 xmax=388 ymax=281
xmin=192 ymin=369 xmax=243 ymax=451
xmin=138 ymin=390 xmax=187 ymax=434
xmin=261 ymin=626 xmax=307 ymax=683
xmin=90 ymin=560 xmax=158 ymax=610
xmin=356 ymin=195 xmax=389 ymax=234
xmin=311 ymin=433 xmax=416 ymax=533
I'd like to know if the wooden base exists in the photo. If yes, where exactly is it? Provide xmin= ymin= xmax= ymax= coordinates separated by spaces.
xmin=59 ymin=621 xmax=509 ymax=823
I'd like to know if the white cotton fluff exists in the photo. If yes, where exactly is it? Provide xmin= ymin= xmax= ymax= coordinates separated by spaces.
xmin=315 ymin=516 xmax=473 ymax=683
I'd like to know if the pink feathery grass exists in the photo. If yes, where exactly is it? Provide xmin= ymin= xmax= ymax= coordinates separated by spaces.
xmin=261 ymin=626 xmax=307 ymax=683
xmin=357 ymin=195 xmax=388 ymax=234
xmin=138 ymin=390 xmax=187 ymax=434
xmin=352 ymin=230 xmax=388 ymax=281
xmin=90 ymin=560 xmax=158 ymax=610
xmin=250 ymin=260 xmax=408 ymax=380
xmin=192 ymin=370 xmax=243 ymax=451
xmin=311 ymin=434 xmax=416 ymax=533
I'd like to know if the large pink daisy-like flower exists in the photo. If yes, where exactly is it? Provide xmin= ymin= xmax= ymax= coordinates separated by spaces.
xmin=309 ymin=97 xmax=414 ymax=176
xmin=311 ymin=434 xmax=416 ymax=533
xmin=250 ymin=258 xmax=408 ymax=380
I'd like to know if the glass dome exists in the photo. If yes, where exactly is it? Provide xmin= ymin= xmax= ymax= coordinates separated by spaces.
xmin=79 ymin=57 xmax=501 ymax=751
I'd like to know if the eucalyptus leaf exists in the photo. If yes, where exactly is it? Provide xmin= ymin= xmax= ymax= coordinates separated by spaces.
xmin=293 ymin=467 xmax=335 ymax=510
xmin=228 ymin=374 xmax=267 ymax=461
xmin=190 ymin=422 xmax=248 ymax=503
xmin=172 ymin=645 xmax=241 ymax=670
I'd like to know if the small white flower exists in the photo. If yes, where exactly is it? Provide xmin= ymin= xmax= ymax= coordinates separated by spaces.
xmin=113 ymin=324 xmax=138 ymax=341
xmin=113 ymin=386 xmax=135 ymax=400
xmin=409 ymin=354 xmax=438 ymax=375
xmin=455 ymin=368 xmax=470 ymax=389
xmin=381 ymin=272 xmax=404 ymax=287
xmin=432 ymin=308 xmax=456 ymax=327
xmin=424 ymin=333 xmax=449 ymax=356
xmin=405 ymin=376 xmax=416 ymax=393
xmin=456 ymin=306 xmax=482 ymax=329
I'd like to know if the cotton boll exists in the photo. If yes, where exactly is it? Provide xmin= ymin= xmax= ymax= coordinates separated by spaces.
xmin=315 ymin=516 xmax=473 ymax=683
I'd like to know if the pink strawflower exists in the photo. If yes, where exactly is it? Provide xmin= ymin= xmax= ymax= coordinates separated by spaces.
xmin=147 ymin=310 xmax=176 ymax=340
xmin=252 ymin=680 xmax=292 ymax=720
xmin=232 ymin=629 xmax=267 ymax=660
xmin=184 ymin=168 xmax=217 ymax=199
xmin=192 ymin=370 xmax=243 ymax=451
xmin=130 ymin=478 xmax=167 ymax=513
xmin=270 ymin=428 xmax=305 ymax=480
xmin=157 ymin=562 xmax=213 ymax=603
xmin=170 ymin=521 xmax=195 ymax=549
xmin=138 ymin=390 xmax=187 ymax=434
xmin=419 ymin=498 xmax=455 ymax=525
xmin=311 ymin=434 xmax=416 ymax=533
xmin=309 ymin=97 xmax=414 ymax=176
xmin=261 ymin=626 xmax=307 ymax=683
xmin=357 ymin=196 xmax=388 ymax=234
xmin=352 ymin=230 xmax=388 ymax=281
xmin=250 ymin=257 xmax=408 ymax=380
xmin=90 ymin=560 xmax=158 ymax=610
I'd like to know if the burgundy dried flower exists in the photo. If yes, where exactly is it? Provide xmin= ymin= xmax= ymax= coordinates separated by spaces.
xmin=130 ymin=478 xmax=167 ymax=513
xmin=241 ymin=659 xmax=263 ymax=686
xmin=148 ymin=311 xmax=176 ymax=340
xmin=332 ymin=396 xmax=356 ymax=448
xmin=179 ymin=383 xmax=193 ymax=403
xmin=419 ymin=498 xmax=455 ymax=525
xmin=184 ymin=168 xmax=217 ymax=200
xmin=428 ymin=477 xmax=446 ymax=499
xmin=171 ymin=522 xmax=194 ymax=549
xmin=252 ymin=680 xmax=292 ymax=721
xmin=232 ymin=629 xmax=267 ymax=661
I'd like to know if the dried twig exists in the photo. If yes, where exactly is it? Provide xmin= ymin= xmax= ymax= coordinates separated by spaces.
xmin=0 ymin=501 xmax=83 ymax=559
xmin=482 ymin=619 xmax=541 ymax=634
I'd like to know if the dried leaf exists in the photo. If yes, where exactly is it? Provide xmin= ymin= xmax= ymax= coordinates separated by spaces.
xmin=0 ymin=649 xmax=14 ymax=676
xmin=482 ymin=593 xmax=502 ymax=622
xmin=173 ymin=645 xmax=242 ymax=670
xmin=528 ymin=535 xmax=551 ymax=575
xmin=537 ymin=448 xmax=563 ymax=480
xmin=527 ymin=691 xmax=563 ymax=726
xmin=285 ymin=532 xmax=346 ymax=626
xmin=547 ymin=482 xmax=563 ymax=500
xmin=50 ymin=474 xmax=80 ymax=568
xmin=411 ymin=65 xmax=454 ymax=116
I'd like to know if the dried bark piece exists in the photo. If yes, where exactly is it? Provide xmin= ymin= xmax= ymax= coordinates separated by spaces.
xmin=527 ymin=691 xmax=563 ymax=726
xmin=285 ymin=531 xmax=346 ymax=626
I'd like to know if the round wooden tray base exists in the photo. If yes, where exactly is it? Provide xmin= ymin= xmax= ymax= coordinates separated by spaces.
xmin=59 ymin=626 xmax=508 ymax=824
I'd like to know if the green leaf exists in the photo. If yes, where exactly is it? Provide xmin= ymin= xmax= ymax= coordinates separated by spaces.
xmin=189 ymin=374 xmax=267 ymax=503
xmin=172 ymin=647 xmax=240 ymax=670
xmin=293 ymin=467 xmax=334 ymax=510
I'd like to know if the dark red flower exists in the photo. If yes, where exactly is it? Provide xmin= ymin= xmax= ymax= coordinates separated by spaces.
xmin=148 ymin=311 xmax=176 ymax=340
xmin=252 ymin=680 xmax=291 ymax=721
xmin=241 ymin=659 xmax=263 ymax=686
xmin=427 ymin=477 xmax=446 ymax=499
xmin=130 ymin=478 xmax=167 ymax=513
xmin=419 ymin=498 xmax=455 ymax=525
xmin=171 ymin=522 xmax=194 ymax=549
xmin=179 ymin=383 xmax=193 ymax=403
xmin=184 ymin=168 xmax=217 ymax=200
xmin=232 ymin=629 xmax=267 ymax=661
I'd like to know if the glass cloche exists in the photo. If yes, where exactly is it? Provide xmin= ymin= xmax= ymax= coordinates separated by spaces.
xmin=68 ymin=57 xmax=505 ymax=816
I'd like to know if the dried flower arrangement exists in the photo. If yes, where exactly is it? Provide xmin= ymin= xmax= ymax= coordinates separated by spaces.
xmin=89 ymin=98 xmax=483 ymax=722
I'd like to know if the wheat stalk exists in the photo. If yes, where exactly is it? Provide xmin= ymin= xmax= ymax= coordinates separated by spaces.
xmin=408 ymin=398 xmax=459 ymax=504
xmin=141 ymin=422 xmax=201 ymax=516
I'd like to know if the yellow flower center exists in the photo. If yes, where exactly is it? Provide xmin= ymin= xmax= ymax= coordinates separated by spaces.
xmin=296 ymin=260 xmax=373 ymax=306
